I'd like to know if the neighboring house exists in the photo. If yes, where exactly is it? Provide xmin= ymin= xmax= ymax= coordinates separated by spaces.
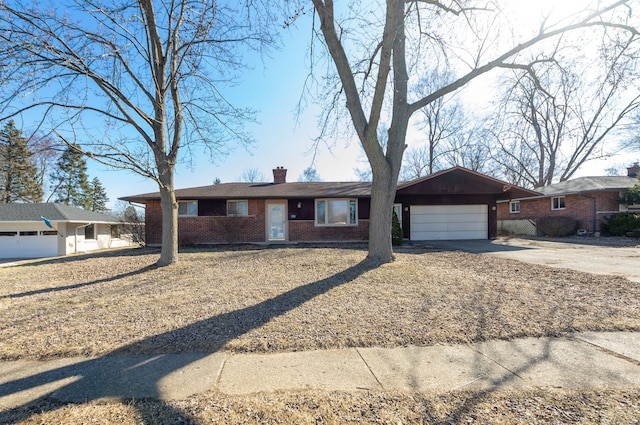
xmin=497 ymin=163 xmax=640 ymax=235
xmin=120 ymin=166 xmax=537 ymax=245
xmin=0 ymin=203 xmax=134 ymax=259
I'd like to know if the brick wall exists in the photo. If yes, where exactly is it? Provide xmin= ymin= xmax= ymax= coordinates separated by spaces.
xmin=497 ymin=191 xmax=621 ymax=233
xmin=145 ymin=200 xmax=162 ymax=245
xmin=289 ymin=220 xmax=369 ymax=242
xmin=144 ymin=198 xmax=369 ymax=244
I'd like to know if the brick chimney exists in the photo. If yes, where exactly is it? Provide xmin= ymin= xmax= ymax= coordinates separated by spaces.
xmin=628 ymin=162 xmax=640 ymax=178
xmin=272 ymin=166 xmax=287 ymax=184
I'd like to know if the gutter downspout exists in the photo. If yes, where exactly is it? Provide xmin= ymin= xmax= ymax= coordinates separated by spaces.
xmin=74 ymin=223 xmax=92 ymax=254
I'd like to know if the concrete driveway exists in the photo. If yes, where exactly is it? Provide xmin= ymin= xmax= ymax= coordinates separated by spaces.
xmin=425 ymin=238 xmax=640 ymax=283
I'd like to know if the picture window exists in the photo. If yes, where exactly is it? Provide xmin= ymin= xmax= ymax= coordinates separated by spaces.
xmin=315 ymin=199 xmax=358 ymax=226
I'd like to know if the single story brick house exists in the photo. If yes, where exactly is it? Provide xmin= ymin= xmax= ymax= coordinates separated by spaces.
xmin=0 ymin=203 xmax=134 ymax=259
xmin=121 ymin=166 xmax=536 ymax=245
xmin=497 ymin=163 xmax=640 ymax=235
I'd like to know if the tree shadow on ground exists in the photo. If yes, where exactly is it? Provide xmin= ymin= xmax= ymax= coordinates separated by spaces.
xmin=0 ymin=264 xmax=156 ymax=299
xmin=0 ymin=259 xmax=376 ymax=424
xmin=0 ymin=246 xmax=156 ymax=269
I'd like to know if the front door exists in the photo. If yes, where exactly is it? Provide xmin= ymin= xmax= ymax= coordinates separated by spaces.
xmin=267 ymin=202 xmax=287 ymax=242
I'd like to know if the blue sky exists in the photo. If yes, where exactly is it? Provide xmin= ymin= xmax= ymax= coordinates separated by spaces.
xmin=86 ymin=16 xmax=368 ymax=209
xmin=12 ymin=1 xmax=637 ymax=210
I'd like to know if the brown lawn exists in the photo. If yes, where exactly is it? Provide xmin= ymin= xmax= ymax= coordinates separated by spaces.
xmin=1 ymin=245 xmax=639 ymax=424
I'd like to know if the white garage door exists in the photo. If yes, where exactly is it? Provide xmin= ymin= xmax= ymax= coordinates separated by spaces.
xmin=0 ymin=232 xmax=58 ymax=258
xmin=410 ymin=205 xmax=488 ymax=240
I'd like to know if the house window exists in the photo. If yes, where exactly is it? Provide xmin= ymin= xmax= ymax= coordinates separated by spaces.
xmin=227 ymin=200 xmax=248 ymax=216
xmin=0 ymin=231 xmax=17 ymax=236
xmin=510 ymin=201 xmax=520 ymax=214
xmin=315 ymin=199 xmax=358 ymax=226
xmin=85 ymin=224 xmax=95 ymax=240
xmin=178 ymin=201 xmax=198 ymax=216
xmin=41 ymin=230 xmax=58 ymax=236
xmin=111 ymin=224 xmax=121 ymax=238
xmin=551 ymin=196 xmax=565 ymax=210
xmin=19 ymin=231 xmax=38 ymax=236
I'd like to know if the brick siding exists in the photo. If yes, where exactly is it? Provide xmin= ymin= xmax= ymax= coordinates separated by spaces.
xmin=145 ymin=199 xmax=369 ymax=244
xmin=497 ymin=191 xmax=622 ymax=233
xmin=289 ymin=220 xmax=369 ymax=242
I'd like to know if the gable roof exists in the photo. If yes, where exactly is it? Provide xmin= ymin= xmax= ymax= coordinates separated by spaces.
xmin=536 ymin=176 xmax=637 ymax=196
xmin=396 ymin=166 xmax=540 ymax=198
xmin=0 ymin=203 xmax=119 ymax=223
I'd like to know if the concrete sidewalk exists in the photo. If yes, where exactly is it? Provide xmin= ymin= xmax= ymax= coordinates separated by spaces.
xmin=2 ymin=332 xmax=640 ymax=410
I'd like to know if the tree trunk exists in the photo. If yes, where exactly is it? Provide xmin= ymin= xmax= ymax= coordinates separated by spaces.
xmin=157 ymin=166 xmax=178 ymax=266
xmin=367 ymin=171 xmax=397 ymax=263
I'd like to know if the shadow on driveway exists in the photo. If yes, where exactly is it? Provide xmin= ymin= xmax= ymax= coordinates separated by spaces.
xmin=414 ymin=239 xmax=534 ymax=254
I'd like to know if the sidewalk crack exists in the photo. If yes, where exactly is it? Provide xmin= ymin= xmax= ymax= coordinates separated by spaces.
xmin=355 ymin=348 xmax=385 ymax=391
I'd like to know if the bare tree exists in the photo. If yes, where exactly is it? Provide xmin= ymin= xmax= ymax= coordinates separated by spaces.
xmin=27 ymin=134 xmax=59 ymax=198
xmin=298 ymin=166 xmax=322 ymax=182
xmin=402 ymin=70 xmax=466 ymax=180
xmin=0 ymin=0 xmax=279 ymax=265
xmin=443 ymin=124 xmax=497 ymax=175
xmin=238 ymin=167 xmax=267 ymax=183
xmin=493 ymin=39 xmax=640 ymax=187
xmin=309 ymin=0 xmax=639 ymax=263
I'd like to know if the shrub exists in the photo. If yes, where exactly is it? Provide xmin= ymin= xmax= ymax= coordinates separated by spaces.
xmin=601 ymin=212 xmax=640 ymax=236
xmin=537 ymin=216 xmax=578 ymax=237
xmin=392 ymin=209 xmax=403 ymax=246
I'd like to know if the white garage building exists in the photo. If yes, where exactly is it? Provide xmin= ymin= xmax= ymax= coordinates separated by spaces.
xmin=0 ymin=203 xmax=134 ymax=259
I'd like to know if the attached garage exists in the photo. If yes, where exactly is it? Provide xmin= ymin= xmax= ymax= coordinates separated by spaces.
xmin=0 ymin=231 xmax=59 ymax=258
xmin=410 ymin=205 xmax=488 ymax=240
xmin=395 ymin=167 xmax=540 ymax=241
xmin=0 ymin=203 xmax=134 ymax=259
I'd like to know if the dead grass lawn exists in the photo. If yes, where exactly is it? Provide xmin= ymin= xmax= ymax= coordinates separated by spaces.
xmin=1 ymin=245 xmax=639 ymax=361
xmin=3 ymin=388 xmax=640 ymax=424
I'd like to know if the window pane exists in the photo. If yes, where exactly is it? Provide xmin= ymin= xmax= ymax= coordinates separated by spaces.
xmin=179 ymin=201 xmax=197 ymax=216
xmin=85 ymin=224 xmax=95 ymax=239
xmin=316 ymin=200 xmax=326 ymax=224
xmin=238 ymin=201 xmax=248 ymax=216
xmin=228 ymin=200 xmax=248 ymax=216
xmin=188 ymin=202 xmax=198 ymax=216
xmin=20 ymin=231 xmax=38 ymax=236
xmin=328 ymin=200 xmax=348 ymax=224
xmin=552 ymin=197 xmax=565 ymax=209
xmin=350 ymin=200 xmax=357 ymax=224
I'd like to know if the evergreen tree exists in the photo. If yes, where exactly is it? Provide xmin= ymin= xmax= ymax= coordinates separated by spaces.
xmin=88 ymin=177 xmax=109 ymax=212
xmin=0 ymin=120 xmax=43 ymax=203
xmin=620 ymin=175 xmax=640 ymax=206
xmin=50 ymin=144 xmax=92 ymax=209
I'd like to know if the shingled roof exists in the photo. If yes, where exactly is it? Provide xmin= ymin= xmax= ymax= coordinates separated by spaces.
xmin=536 ymin=176 xmax=638 ymax=196
xmin=0 ymin=203 xmax=119 ymax=223
xmin=121 ymin=181 xmax=373 ymax=203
